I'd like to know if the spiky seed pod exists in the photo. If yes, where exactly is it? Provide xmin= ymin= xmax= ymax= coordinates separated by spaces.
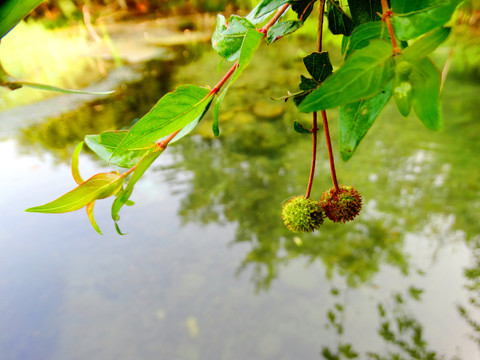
xmin=282 ymin=195 xmax=324 ymax=233
xmin=320 ymin=185 xmax=363 ymax=223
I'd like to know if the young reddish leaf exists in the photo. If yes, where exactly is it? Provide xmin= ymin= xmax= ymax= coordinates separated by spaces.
xmin=25 ymin=172 xmax=124 ymax=214
xmin=71 ymin=141 xmax=84 ymax=185
xmin=86 ymin=201 xmax=102 ymax=235
xmin=298 ymin=40 xmax=394 ymax=113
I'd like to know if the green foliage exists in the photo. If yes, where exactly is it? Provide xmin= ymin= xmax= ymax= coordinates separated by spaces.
xmin=107 ymin=85 xmax=212 ymax=165
xmin=391 ymin=0 xmax=463 ymax=40
xmin=212 ymin=15 xmax=256 ymax=61
xmin=339 ymin=85 xmax=392 ymax=161
xmin=0 ymin=0 xmax=44 ymax=39
xmin=213 ymin=28 xmax=263 ymax=135
xmin=25 ymin=172 xmax=125 ymax=213
xmin=327 ymin=1 xmax=355 ymax=36
xmin=16 ymin=0 xmax=463 ymax=233
xmin=266 ymin=20 xmax=303 ymax=43
xmin=298 ymin=40 xmax=395 ymax=112
xmin=85 ymin=131 xmax=158 ymax=169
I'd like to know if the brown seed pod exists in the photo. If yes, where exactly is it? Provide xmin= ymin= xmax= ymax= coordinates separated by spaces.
xmin=320 ymin=185 xmax=363 ymax=223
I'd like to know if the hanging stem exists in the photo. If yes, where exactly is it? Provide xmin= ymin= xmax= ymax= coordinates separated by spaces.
xmin=305 ymin=0 xmax=327 ymax=198
xmin=322 ymin=109 xmax=339 ymax=192
xmin=380 ymin=0 xmax=400 ymax=54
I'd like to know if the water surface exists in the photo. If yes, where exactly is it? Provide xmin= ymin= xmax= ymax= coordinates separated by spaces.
xmin=0 ymin=38 xmax=479 ymax=360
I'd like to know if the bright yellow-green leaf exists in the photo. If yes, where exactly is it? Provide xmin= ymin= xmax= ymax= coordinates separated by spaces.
xmin=71 ymin=142 xmax=84 ymax=185
xmin=86 ymin=201 xmax=102 ymax=235
xmin=25 ymin=172 xmax=124 ymax=214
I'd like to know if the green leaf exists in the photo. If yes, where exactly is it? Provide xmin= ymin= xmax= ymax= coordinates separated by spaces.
xmin=86 ymin=201 xmax=102 ymax=235
xmin=170 ymin=97 xmax=213 ymax=143
xmin=402 ymin=27 xmax=451 ymax=61
xmin=294 ymin=120 xmax=311 ymax=134
xmin=391 ymin=0 xmax=463 ymax=40
xmin=298 ymin=40 xmax=394 ymax=112
xmin=0 ymin=0 xmax=44 ymax=39
xmin=252 ymin=0 xmax=289 ymax=19
xmin=71 ymin=141 xmax=85 ymax=184
xmin=339 ymin=84 xmax=392 ymax=161
xmin=347 ymin=0 xmax=383 ymax=25
xmin=211 ymin=14 xmax=255 ymax=61
xmin=25 ymin=172 xmax=124 ymax=213
xmin=85 ymin=130 xmax=157 ymax=168
xmin=410 ymin=58 xmax=442 ymax=130
xmin=4 ymin=80 xmax=114 ymax=95
xmin=266 ymin=20 xmax=303 ymax=43
xmin=213 ymin=29 xmax=264 ymax=136
xmin=114 ymin=221 xmax=127 ymax=235
xmin=111 ymin=148 xmax=164 ymax=223
xmin=289 ymin=0 xmax=316 ymax=21
xmin=343 ymin=21 xmax=389 ymax=59
xmin=109 ymin=85 xmax=212 ymax=165
xmin=299 ymin=75 xmax=318 ymax=91
xmin=327 ymin=1 xmax=355 ymax=36
xmin=303 ymin=52 xmax=333 ymax=82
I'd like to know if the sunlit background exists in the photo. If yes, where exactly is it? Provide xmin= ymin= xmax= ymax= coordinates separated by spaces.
xmin=1 ymin=1 xmax=480 ymax=359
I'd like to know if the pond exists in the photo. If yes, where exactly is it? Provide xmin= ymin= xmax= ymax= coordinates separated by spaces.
xmin=0 ymin=35 xmax=479 ymax=360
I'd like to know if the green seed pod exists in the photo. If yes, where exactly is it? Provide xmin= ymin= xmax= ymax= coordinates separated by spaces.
xmin=282 ymin=195 xmax=324 ymax=233
xmin=395 ymin=60 xmax=413 ymax=81
xmin=393 ymin=79 xmax=413 ymax=117
xmin=320 ymin=185 xmax=363 ymax=223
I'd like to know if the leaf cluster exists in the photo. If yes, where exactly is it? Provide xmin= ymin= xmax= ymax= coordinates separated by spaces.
xmin=19 ymin=0 xmax=463 ymax=233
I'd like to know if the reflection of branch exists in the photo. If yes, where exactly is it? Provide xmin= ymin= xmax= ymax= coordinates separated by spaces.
xmin=82 ymin=5 xmax=101 ymax=42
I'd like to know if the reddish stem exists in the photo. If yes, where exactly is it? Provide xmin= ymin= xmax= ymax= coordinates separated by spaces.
xmin=210 ymin=3 xmax=290 ymax=96
xmin=305 ymin=0 xmax=326 ymax=199
xmin=122 ymin=129 xmax=181 ymax=177
xmin=380 ymin=0 xmax=400 ymax=54
xmin=209 ymin=62 xmax=238 ymax=95
xmin=322 ymin=110 xmax=339 ymax=192
xmin=157 ymin=129 xmax=181 ymax=149
xmin=125 ymin=3 xmax=291 ymax=176
xmin=305 ymin=112 xmax=318 ymax=199
xmin=259 ymin=4 xmax=290 ymax=34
